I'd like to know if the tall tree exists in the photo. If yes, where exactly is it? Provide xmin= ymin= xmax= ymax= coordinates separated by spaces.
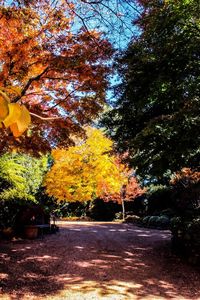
xmin=0 ymin=0 xmax=113 ymax=152
xmin=103 ymin=0 xmax=200 ymax=179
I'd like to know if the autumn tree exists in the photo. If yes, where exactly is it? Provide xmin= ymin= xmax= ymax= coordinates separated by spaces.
xmin=0 ymin=0 xmax=113 ymax=152
xmin=44 ymin=127 xmax=128 ymax=202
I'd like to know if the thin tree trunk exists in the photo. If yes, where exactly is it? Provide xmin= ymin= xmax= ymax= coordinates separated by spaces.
xmin=122 ymin=198 xmax=125 ymax=221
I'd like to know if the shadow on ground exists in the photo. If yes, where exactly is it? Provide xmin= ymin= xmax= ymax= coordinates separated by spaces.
xmin=0 ymin=222 xmax=199 ymax=299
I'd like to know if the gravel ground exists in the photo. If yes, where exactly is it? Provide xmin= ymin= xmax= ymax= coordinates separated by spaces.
xmin=0 ymin=221 xmax=200 ymax=300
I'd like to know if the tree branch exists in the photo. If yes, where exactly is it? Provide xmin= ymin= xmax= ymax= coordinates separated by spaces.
xmin=43 ymin=88 xmax=80 ymax=112
xmin=30 ymin=112 xmax=62 ymax=121
xmin=13 ymin=67 xmax=49 ymax=103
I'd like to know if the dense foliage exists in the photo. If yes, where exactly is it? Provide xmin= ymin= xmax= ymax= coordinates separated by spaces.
xmin=103 ymin=0 xmax=200 ymax=178
xmin=0 ymin=152 xmax=50 ymax=231
xmin=44 ymin=127 xmax=128 ymax=202
xmin=0 ymin=0 xmax=113 ymax=152
xmin=0 ymin=152 xmax=49 ymax=202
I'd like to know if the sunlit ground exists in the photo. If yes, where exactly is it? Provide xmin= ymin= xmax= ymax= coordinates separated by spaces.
xmin=0 ymin=222 xmax=199 ymax=300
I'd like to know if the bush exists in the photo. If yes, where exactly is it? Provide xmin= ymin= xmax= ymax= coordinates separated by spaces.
xmin=158 ymin=215 xmax=170 ymax=228
xmin=148 ymin=216 xmax=159 ymax=227
xmin=147 ymin=187 xmax=174 ymax=215
xmin=124 ymin=215 xmax=141 ymax=224
xmin=142 ymin=216 xmax=150 ymax=225
xmin=170 ymin=216 xmax=200 ymax=265
xmin=0 ymin=200 xmax=20 ymax=230
xmin=115 ymin=212 xmax=123 ymax=220
xmin=141 ymin=215 xmax=170 ymax=229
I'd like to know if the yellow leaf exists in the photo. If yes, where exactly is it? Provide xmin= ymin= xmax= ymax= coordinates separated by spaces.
xmin=3 ymin=103 xmax=22 ymax=128
xmin=16 ymin=105 xmax=31 ymax=132
xmin=10 ymin=105 xmax=31 ymax=137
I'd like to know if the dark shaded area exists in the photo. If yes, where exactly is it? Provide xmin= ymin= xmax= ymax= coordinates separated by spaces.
xmin=87 ymin=198 xmax=121 ymax=221
xmin=57 ymin=196 xmax=147 ymax=221
xmin=0 ymin=222 xmax=199 ymax=299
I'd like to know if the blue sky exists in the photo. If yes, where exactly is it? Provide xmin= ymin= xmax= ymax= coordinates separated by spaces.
xmin=71 ymin=0 xmax=142 ymax=50
xmin=70 ymin=1 xmax=142 ymax=105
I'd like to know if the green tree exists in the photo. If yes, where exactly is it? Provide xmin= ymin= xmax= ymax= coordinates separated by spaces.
xmin=103 ymin=0 xmax=200 ymax=179
xmin=0 ymin=152 xmax=49 ymax=202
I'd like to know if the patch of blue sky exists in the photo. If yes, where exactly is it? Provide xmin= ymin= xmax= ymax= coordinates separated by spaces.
xmin=68 ymin=1 xmax=143 ymax=105
xmin=70 ymin=0 xmax=142 ymax=50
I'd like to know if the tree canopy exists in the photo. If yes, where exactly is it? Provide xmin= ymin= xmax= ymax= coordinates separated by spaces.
xmin=103 ymin=0 xmax=200 ymax=179
xmin=0 ymin=0 xmax=113 ymax=152
xmin=44 ymin=127 xmax=128 ymax=202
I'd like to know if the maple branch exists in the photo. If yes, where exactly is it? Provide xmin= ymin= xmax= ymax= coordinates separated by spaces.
xmin=43 ymin=88 xmax=80 ymax=112
xmin=13 ymin=67 xmax=49 ymax=103
xmin=30 ymin=112 xmax=62 ymax=121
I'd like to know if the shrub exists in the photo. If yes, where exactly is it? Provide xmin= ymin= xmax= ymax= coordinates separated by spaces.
xmin=142 ymin=216 xmax=150 ymax=225
xmin=158 ymin=215 xmax=170 ymax=229
xmin=141 ymin=215 xmax=170 ymax=229
xmin=115 ymin=212 xmax=123 ymax=220
xmin=148 ymin=216 xmax=159 ymax=227
xmin=170 ymin=216 xmax=200 ymax=265
xmin=124 ymin=215 xmax=141 ymax=224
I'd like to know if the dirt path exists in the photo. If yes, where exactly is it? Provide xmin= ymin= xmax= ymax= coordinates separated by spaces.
xmin=0 ymin=221 xmax=200 ymax=300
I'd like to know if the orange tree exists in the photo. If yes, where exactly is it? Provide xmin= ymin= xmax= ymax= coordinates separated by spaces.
xmin=44 ymin=127 xmax=128 ymax=202
xmin=0 ymin=1 xmax=112 ymax=153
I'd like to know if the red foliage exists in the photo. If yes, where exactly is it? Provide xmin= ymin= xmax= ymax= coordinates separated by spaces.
xmin=170 ymin=168 xmax=200 ymax=188
xmin=0 ymin=2 xmax=113 ymax=153
xmin=103 ymin=175 xmax=146 ymax=204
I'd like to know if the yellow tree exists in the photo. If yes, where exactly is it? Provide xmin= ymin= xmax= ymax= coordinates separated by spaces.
xmin=44 ymin=127 xmax=128 ymax=202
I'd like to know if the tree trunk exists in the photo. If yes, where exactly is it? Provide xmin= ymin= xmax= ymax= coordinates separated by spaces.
xmin=122 ymin=198 xmax=125 ymax=221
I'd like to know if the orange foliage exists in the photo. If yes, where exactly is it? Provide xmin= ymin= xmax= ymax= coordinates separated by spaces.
xmin=0 ymin=1 xmax=112 ymax=146
xmin=103 ymin=174 xmax=145 ymax=203
xmin=125 ymin=177 xmax=146 ymax=199
xmin=170 ymin=168 xmax=200 ymax=188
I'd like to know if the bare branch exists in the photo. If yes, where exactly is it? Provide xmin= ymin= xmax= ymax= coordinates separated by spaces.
xmin=30 ymin=112 xmax=62 ymax=120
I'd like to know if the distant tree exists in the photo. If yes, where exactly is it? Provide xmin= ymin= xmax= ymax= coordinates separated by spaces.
xmin=103 ymin=0 xmax=200 ymax=178
xmin=119 ymin=176 xmax=145 ymax=220
xmin=44 ymin=127 xmax=128 ymax=202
